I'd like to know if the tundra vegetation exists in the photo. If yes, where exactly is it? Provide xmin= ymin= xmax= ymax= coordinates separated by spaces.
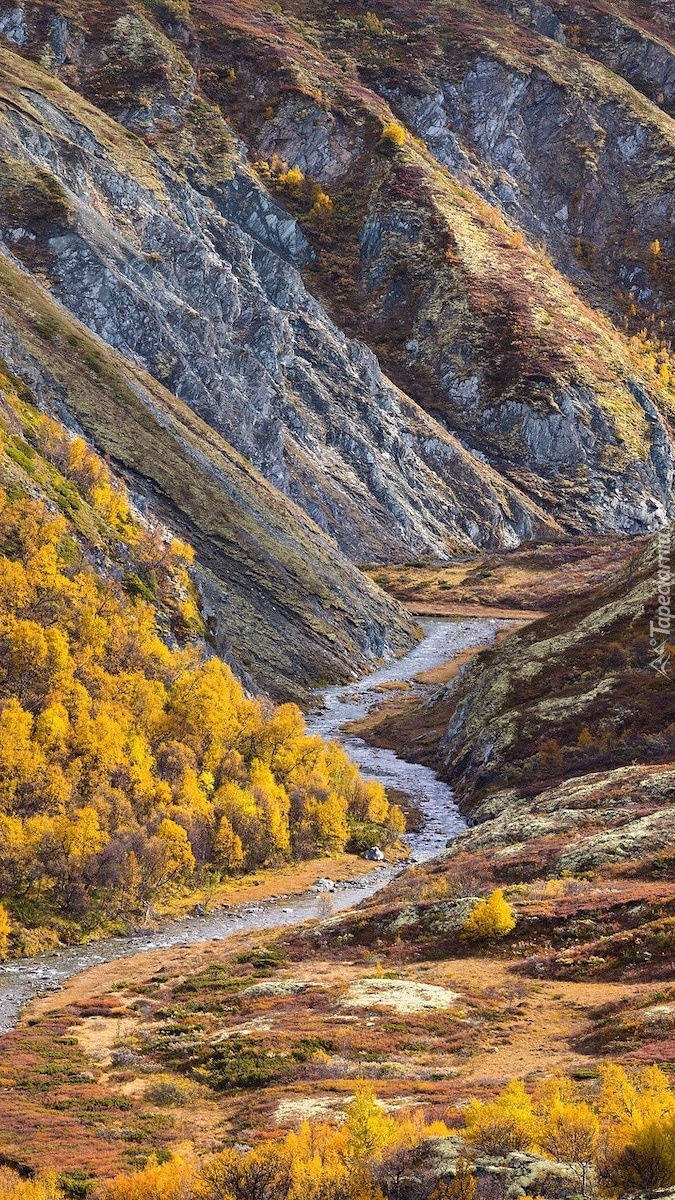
xmin=0 ymin=0 xmax=674 ymax=1197
xmin=1 ymin=1069 xmax=674 ymax=1199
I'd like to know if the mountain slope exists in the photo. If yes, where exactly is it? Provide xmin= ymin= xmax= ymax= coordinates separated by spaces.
xmin=2 ymin=0 xmax=674 ymax=552
xmin=191 ymin=0 xmax=675 ymax=533
xmin=0 ymin=35 xmax=553 ymax=560
xmin=0 ymin=364 xmax=407 ymax=951
xmin=0 ymin=244 xmax=416 ymax=701
xmin=436 ymin=526 xmax=674 ymax=808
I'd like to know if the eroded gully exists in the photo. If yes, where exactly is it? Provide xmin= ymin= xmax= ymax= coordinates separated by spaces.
xmin=0 ymin=618 xmax=505 ymax=1034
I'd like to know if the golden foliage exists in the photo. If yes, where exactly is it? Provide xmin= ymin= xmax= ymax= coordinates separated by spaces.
xmin=0 ymin=1170 xmax=60 ymax=1200
xmin=105 ymin=1156 xmax=196 ymax=1200
xmin=461 ymin=888 xmax=516 ymax=941
xmin=464 ymin=1066 xmax=675 ymax=1193
xmin=278 ymin=165 xmax=304 ymax=189
xmin=345 ymin=1083 xmax=397 ymax=1162
xmin=538 ymin=1078 xmax=599 ymax=1191
xmin=99 ymin=1096 xmax=445 ymax=1200
xmin=430 ymin=1159 xmax=476 ymax=1200
xmin=310 ymin=190 xmax=334 ymax=221
xmin=381 ymin=122 xmax=406 ymax=149
xmin=0 ymin=375 xmax=404 ymax=947
xmin=0 ymin=903 xmax=9 ymax=960
xmin=464 ymin=1080 xmax=537 ymax=1155
xmin=10 ymin=1067 xmax=669 ymax=1200
xmin=364 ymin=12 xmax=386 ymax=35
xmin=609 ymin=1113 xmax=675 ymax=1192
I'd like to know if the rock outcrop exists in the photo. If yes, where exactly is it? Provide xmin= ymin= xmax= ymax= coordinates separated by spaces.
xmin=0 ymin=36 xmax=552 ymax=564
xmin=2 ymin=0 xmax=674 ymax=558
xmin=434 ymin=526 xmax=674 ymax=809
xmin=0 ymin=243 xmax=416 ymax=701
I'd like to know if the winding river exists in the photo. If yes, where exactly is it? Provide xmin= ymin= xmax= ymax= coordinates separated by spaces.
xmin=0 ymin=618 xmax=503 ymax=1034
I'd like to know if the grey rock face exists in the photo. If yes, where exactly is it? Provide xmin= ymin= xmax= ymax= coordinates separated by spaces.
xmin=547 ymin=1 xmax=675 ymax=116
xmin=256 ymin=95 xmax=363 ymax=183
xmin=398 ymin=55 xmax=675 ymax=297
xmin=2 ymin=5 xmax=672 ymax=556
xmin=490 ymin=0 xmax=567 ymax=44
xmin=0 ymin=82 xmax=548 ymax=560
xmin=375 ymin=64 xmax=675 ymax=533
xmin=0 ymin=303 xmax=417 ymax=701
xmin=0 ymin=5 xmax=26 ymax=47
xmin=217 ymin=167 xmax=314 ymax=265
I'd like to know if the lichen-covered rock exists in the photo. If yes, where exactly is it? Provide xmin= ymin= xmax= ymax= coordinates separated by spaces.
xmin=440 ymin=766 xmax=675 ymax=878
xmin=404 ymin=1137 xmax=584 ymax=1200
xmin=430 ymin=529 xmax=674 ymax=809
xmin=0 ymin=6 xmax=26 ymax=48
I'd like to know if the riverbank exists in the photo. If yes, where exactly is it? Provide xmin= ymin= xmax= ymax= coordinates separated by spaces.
xmin=141 ymin=853 xmax=382 ymax=924
xmin=342 ymin=623 xmax=522 ymax=766
xmin=0 ymin=618 xmax=500 ymax=1035
xmin=2 ymin=553 xmax=673 ymax=1191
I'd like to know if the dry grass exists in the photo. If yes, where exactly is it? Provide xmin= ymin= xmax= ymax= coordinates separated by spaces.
xmin=5 ymin=914 xmax=668 ymax=1175
xmin=0 ymin=46 xmax=165 ymax=197
xmin=367 ymin=539 xmax=640 ymax=615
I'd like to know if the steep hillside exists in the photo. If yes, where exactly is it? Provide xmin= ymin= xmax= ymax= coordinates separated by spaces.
xmin=1 ymin=0 xmax=674 ymax=550
xmin=0 ymin=361 xmax=407 ymax=951
xmin=2 ymin=7 xmax=675 ymax=1199
xmin=0 ymin=34 xmax=550 ymax=560
xmin=191 ymin=0 xmax=675 ymax=534
xmin=360 ymin=526 xmax=674 ymax=801
xmin=0 ymin=243 xmax=417 ymax=702
xmin=436 ymin=527 xmax=674 ymax=807
xmin=494 ymin=1 xmax=675 ymax=115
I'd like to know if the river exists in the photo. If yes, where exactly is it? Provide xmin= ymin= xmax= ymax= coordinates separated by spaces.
xmin=0 ymin=617 xmax=503 ymax=1034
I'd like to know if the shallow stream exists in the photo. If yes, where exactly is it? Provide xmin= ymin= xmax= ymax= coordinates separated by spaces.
xmin=0 ymin=618 xmax=503 ymax=1034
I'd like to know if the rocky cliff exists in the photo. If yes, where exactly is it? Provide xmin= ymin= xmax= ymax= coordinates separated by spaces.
xmin=0 ymin=27 xmax=553 ymax=564
xmin=1 ymin=0 xmax=674 ymax=564
xmin=0 ymin=223 xmax=416 ymax=701
xmin=193 ymin=0 xmax=675 ymax=535
xmin=431 ymin=525 xmax=674 ymax=807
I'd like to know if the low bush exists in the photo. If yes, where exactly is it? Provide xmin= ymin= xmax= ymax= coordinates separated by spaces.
xmin=462 ymin=889 xmax=516 ymax=941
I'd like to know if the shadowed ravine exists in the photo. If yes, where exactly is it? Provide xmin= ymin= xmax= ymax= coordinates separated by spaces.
xmin=0 ymin=618 xmax=502 ymax=1035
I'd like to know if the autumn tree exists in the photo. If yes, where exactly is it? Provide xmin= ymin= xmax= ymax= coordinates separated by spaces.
xmin=381 ymin=122 xmax=405 ymax=148
xmin=597 ymin=1064 xmax=675 ymax=1191
xmin=0 ymin=1169 xmax=61 ymax=1200
xmin=345 ymin=1083 xmax=397 ymax=1162
xmin=462 ymin=889 xmax=516 ymax=941
xmin=375 ymin=1111 xmax=452 ymax=1198
xmin=104 ymin=1156 xmax=196 ymax=1200
xmin=537 ymin=1079 xmax=599 ymax=1195
xmin=0 ymin=904 xmax=10 ymax=959
xmin=464 ymin=1081 xmax=536 ymax=1154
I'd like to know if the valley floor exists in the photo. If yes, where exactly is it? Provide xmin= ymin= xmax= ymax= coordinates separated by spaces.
xmin=1 ymin=536 xmax=673 ymax=1198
